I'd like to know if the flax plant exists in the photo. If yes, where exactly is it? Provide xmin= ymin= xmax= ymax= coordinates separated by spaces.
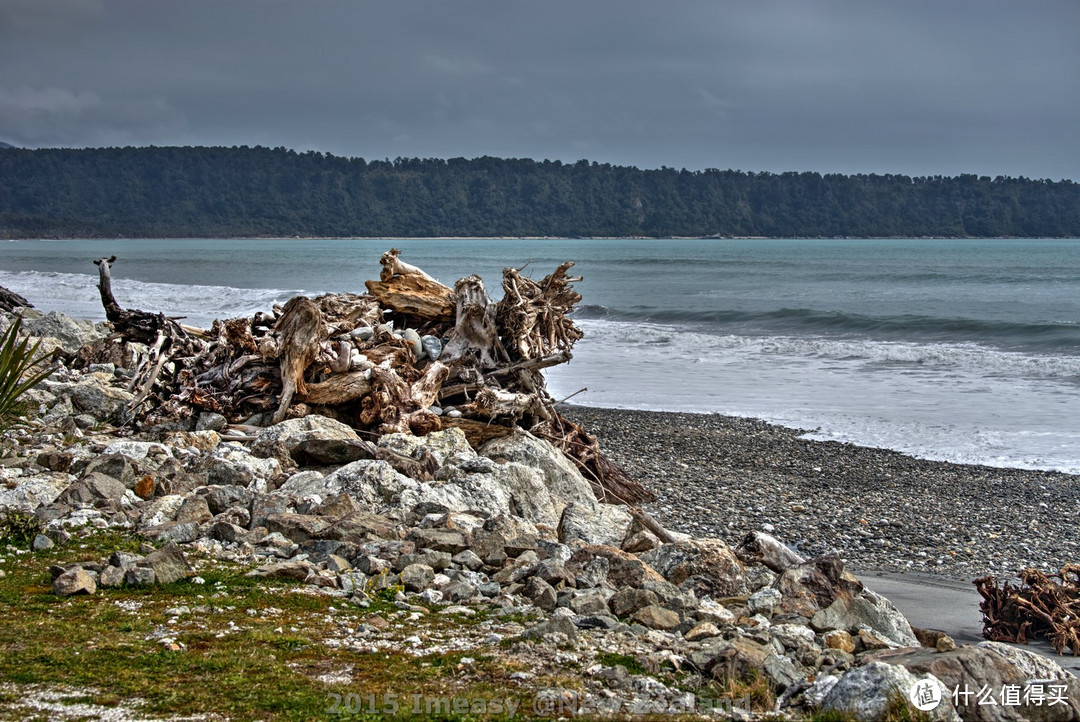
xmin=0 ymin=315 xmax=54 ymax=429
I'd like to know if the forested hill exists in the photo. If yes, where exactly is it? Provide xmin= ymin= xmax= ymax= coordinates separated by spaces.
xmin=2 ymin=146 xmax=1078 ymax=239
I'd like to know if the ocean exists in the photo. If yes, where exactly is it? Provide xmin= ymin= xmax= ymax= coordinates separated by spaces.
xmin=1 ymin=237 xmax=1078 ymax=474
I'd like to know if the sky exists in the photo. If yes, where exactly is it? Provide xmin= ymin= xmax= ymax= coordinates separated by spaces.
xmin=1 ymin=0 xmax=1077 ymax=180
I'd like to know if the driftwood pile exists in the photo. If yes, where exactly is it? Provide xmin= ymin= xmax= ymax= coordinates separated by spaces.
xmin=84 ymin=250 xmax=653 ymax=506
xmin=975 ymin=566 xmax=1080 ymax=655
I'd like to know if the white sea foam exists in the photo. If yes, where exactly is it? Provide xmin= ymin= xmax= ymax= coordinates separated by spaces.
xmin=0 ymin=270 xmax=302 ymax=328
xmin=546 ymin=320 xmax=1080 ymax=474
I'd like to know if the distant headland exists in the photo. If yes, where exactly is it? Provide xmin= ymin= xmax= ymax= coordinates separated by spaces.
xmin=2 ymin=145 xmax=1078 ymax=239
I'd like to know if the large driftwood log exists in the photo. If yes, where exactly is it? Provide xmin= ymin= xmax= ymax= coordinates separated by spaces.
xmin=300 ymin=372 xmax=372 ymax=405
xmin=441 ymin=275 xmax=506 ymax=369
xmin=93 ymin=256 xmax=180 ymax=345
xmin=361 ymin=361 xmax=449 ymax=435
xmin=270 ymin=296 xmax=326 ymax=424
xmin=364 ymin=248 xmax=455 ymax=320
xmin=88 ymin=248 xmax=653 ymax=508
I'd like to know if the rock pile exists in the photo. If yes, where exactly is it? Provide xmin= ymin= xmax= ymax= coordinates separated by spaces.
xmin=3 ymin=312 xmax=1080 ymax=720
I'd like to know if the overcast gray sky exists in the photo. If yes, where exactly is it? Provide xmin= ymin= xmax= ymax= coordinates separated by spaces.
xmin=1 ymin=0 xmax=1077 ymax=179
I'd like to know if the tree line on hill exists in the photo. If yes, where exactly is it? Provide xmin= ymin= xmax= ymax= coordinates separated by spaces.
xmin=1 ymin=146 xmax=1078 ymax=239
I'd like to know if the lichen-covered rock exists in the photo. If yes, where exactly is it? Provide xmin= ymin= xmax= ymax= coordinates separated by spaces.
xmin=609 ymin=588 xmax=660 ymax=618
xmin=140 ymin=494 xmax=185 ymax=528
xmin=102 ymin=440 xmax=175 ymax=463
xmin=200 ymin=485 xmax=254 ymax=515
xmin=524 ymin=576 xmax=558 ymax=611
xmin=381 ymin=427 xmax=472 ymax=467
xmin=774 ymin=553 xmax=863 ymax=617
xmin=318 ymin=510 xmax=398 ymax=543
xmin=49 ymin=372 xmax=135 ymax=422
xmin=566 ymin=545 xmax=665 ymax=590
xmin=399 ymin=563 xmax=436 ymax=592
xmin=632 ymin=605 xmax=680 ymax=631
xmin=20 ymin=310 xmax=104 ymax=353
xmin=173 ymin=495 xmax=213 ymax=524
xmin=81 ymin=454 xmax=137 ymax=488
xmin=265 ymin=513 xmax=331 ymax=543
xmin=205 ymin=444 xmax=280 ymax=488
xmin=56 ymin=472 xmax=129 ymax=506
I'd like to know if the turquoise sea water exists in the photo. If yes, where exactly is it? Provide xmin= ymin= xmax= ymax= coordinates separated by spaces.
xmin=2 ymin=237 xmax=1078 ymax=473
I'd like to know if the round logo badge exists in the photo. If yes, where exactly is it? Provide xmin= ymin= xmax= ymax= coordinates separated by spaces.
xmin=909 ymin=678 xmax=943 ymax=711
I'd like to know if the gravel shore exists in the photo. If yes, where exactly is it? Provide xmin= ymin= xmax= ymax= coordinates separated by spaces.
xmin=562 ymin=405 xmax=1079 ymax=581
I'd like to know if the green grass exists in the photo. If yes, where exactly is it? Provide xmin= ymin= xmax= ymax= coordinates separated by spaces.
xmin=595 ymin=651 xmax=649 ymax=676
xmin=0 ymin=531 xmax=539 ymax=720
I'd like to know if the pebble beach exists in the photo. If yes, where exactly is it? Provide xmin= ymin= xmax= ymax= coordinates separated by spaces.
xmin=562 ymin=405 xmax=1080 ymax=581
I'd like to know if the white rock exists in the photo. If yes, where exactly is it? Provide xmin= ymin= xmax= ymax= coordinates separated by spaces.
xmin=103 ymin=440 xmax=174 ymax=461
xmin=557 ymin=501 xmax=632 ymax=547
xmin=140 ymin=495 xmax=185 ymax=528
xmin=0 ymin=471 xmax=74 ymax=511
xmin=480 ymin=430 xmax=599 ymax=512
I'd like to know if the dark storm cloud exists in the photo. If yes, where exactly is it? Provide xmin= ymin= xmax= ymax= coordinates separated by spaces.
xmin=1 ymin=0 xmax=1076 ymax=178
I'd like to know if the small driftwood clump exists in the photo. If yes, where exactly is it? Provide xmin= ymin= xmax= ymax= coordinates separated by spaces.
xmin=0 ymin=286 xmax=32 ymax=313
xmin=85 ymin=250 xmax=653 ymax=506
xmin=974 ymin=565 xmax=1080 ymax=655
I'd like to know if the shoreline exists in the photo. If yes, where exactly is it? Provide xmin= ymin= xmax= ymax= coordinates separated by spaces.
xmin=6 ymin=235 xmax=1075 ymax=241
xmin=560 ymin=405 xmax=1078 ymax=581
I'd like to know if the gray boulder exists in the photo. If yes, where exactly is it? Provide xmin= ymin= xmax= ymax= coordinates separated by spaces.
xmin=206 ymin=444 xmax=280 ymax=488
xmin=54 ymin=372 xmax=134 ymax=422
xmin=142 ymin=543 xmax=194 ymax=584
xmin=251 ymin=415 xmax=365 ymax=466
xmin=102 ymin=440 xmax=174 ymax=463
xmin=21 ymin=311 xmax=104 ymax=353
xmin=56 ymin=472 xmax=129 ymax=506
xmin=173 ymin=495 xmax=213 ymax=524
xmin=822 ymin=661 xmax=959 ymax=721
xmin=81 ymin=454 xmax=137 ymax=488
xmin=639 ymin=539 xmax=749 ymax=598
xmin=200 ymin=485 xmax=254 ymax=515
xmin=53 ymin=568 xmax=96 ymax=596
xmin=380 ymin=427 xmax=473 ymax=467
xmin=811 ymin=591 xmax=919 ymax=648
xmin=399 ymin=563 xmax=436 ymax=592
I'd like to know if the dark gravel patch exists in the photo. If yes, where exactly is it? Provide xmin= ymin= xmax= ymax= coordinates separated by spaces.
xmin=562 ymin=405 xmax=1080 ymax=581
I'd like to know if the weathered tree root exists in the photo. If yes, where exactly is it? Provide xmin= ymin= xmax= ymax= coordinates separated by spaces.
xmin=975 ymin=564 xmax=1080 ymax=655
